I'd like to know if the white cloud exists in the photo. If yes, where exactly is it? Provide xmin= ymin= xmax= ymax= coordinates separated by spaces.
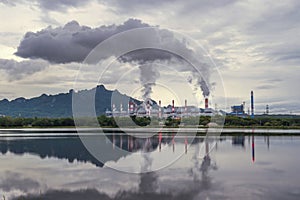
xmin=0 ymin=59 xmax=49 ymax=81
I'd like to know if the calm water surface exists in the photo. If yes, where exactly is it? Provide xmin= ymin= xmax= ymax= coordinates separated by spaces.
xmin=0 ymin=132 xmax=300 ymax=200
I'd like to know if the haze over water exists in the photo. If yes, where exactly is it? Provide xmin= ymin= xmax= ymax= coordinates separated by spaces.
xmin=0 ymin=132 xmax=300 ymax=200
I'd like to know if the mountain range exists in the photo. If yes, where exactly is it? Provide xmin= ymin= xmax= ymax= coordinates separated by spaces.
xmin=0 ymin=85 xmax=141 ymax=118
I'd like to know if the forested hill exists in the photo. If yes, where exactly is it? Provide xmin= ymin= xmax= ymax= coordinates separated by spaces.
xmin=0 ymin=85 xmax=140 ymax=118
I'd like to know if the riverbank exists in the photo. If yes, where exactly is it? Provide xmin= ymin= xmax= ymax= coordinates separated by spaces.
xmin=1 ymin=115 xmax=300 ymax=129
xmin=1 ymin=127 xmax=300 ymax=136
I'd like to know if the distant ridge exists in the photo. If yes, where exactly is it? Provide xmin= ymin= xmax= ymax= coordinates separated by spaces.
xmin=0 ymin=85 xmax=141 ymax=118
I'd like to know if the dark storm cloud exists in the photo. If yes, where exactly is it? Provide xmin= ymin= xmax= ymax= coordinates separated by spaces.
xmin=15 ymin=19 xmax=151 ymax=63
xmin=0 ymin=59 xmax=49 ymax=81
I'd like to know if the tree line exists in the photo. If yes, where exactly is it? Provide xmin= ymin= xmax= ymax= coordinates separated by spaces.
xmin=0 ymin=115 xmax=300 ymax=128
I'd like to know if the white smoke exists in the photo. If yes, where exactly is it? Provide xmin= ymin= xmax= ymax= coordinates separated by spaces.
xmin=139 ymin=63 xmax=160 ymax=101
xmin=118 ymin=27 xmax=212 ymax=100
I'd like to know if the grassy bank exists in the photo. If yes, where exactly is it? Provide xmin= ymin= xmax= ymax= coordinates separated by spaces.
xmin=1 ymin=115 xmax=300 ymax=129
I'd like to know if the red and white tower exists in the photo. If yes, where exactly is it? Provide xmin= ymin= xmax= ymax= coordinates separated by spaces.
xmin=205 ymin=98 xmax=209 ymax=109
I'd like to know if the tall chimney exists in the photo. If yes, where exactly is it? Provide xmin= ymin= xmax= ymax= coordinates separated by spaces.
xmin=185 ymin=99 xmax=187 ymax=113
xmin=205 ymin=98 xmax=209 ymax=109
xmin=158 ymin=100 xmax=162 ymax=118
xmin=172 ymin=100 xmax=175 ymax=113
xmin=146 ymin=100 xmax=151 ymax=117
xmin=251 ymin=91 xmax=254 ymax=118
xmin=129 ymin=101 xmax=133 ymax=113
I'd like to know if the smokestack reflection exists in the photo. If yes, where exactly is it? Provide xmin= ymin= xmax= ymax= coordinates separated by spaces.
xmin=130 ymin=136 xmax=134 ymax=151
xmin=127 ymin=135 xmax=130 ymax=150
xmin=158 ymin=132 xmax=162 ymax=152
xmin=252 ymin=130 xmax=255 ymax=163
xmin=113 ymin=134 xmax=115 ymax=150
xmin=120 ymin=135 xmax=123 ymax=149
xmin=188 ymin=135 xmax=217 ymax=192
xmin=172 ymin=134 xmax=175 ymax=153
xmin=185 ymin=137 xmax=188 ymax=154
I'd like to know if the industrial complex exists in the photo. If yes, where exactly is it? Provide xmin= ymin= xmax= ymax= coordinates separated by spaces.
xmin=106 ymin=97 xmax=217 ymax=118
xmin=106 ymin=91 xmax=258 ymax=118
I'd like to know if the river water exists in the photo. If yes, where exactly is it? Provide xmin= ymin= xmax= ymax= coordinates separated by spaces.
xmin=0 ymin=131 xmax=299 ymax=200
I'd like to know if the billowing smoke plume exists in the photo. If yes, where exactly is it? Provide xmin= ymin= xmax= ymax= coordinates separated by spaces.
xmin=15 ymin=19 xmax=150 ymax=64
xmin=198 ymin=78 xmax=210 ymax=97
xmin=15 ymin=19 xmax=213 ymax=98
xmin=139 ymin=63 xmax=160 ymax=101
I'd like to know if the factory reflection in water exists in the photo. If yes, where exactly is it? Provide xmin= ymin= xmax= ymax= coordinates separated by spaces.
xmin=0 ymin=132 xmax=281 ymax=200
xmin=0 ymin=132 xmax=269 ymax=168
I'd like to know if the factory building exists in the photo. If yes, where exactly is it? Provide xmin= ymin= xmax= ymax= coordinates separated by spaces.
xmin=229 ymin=104 xmax=245 ymax=116
xmin=105 ymin=98 xmax=221 ymax=118
xmin=228 ymin=91 xmax=255 ymax=117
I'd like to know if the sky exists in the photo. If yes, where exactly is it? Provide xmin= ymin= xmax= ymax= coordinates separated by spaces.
xmin=0 ymin=0 xmax=299 ymax=114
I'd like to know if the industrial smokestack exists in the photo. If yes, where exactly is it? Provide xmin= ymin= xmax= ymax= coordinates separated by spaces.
xmin=129 ymin=101 xmax=134 ymax=113
xmin=146 ymin=99 xmax=151 ymax=117
xmin=251 ymin=91 xmax=254 ymax=118
xmin=158 ymin=100 xmax=162 ymax=118
xmin=172 ymin=100 xmax=175 ymax=113
xmin=205 ymin=98 xmax=209 ymax=109
xmin=185 ymin=99 xmax=187 ymax=113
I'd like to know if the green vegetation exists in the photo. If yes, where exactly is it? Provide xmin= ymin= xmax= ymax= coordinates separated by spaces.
xmin=0 ymin=116 xmax=75 ymax=127
xmin=0 ymin=115 xmax=300 ymax=128
xmin=224 ymin=115 xmax=300 ymax=128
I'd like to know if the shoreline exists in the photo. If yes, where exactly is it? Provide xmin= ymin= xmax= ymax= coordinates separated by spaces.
xmin=1 ymin=127 xmax=300 ymax=136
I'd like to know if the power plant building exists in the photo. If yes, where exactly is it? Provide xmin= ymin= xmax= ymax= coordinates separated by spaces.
xmin=105 ymin=98 xmax=220 ymax=118
xmin=230 ymin=104 xmax=245 ymax=115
